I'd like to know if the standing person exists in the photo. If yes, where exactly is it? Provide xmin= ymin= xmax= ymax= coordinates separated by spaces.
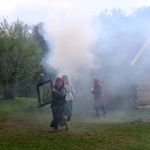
xmin=91 ymin=77 xmax=106 ymax=116
xmin=50 ymin=77 xmax=68 ymax=131
xmin=62 ymin=75 xmax=75 ymax=122
xmin=37 ymin=73 xmax=47 ymax=84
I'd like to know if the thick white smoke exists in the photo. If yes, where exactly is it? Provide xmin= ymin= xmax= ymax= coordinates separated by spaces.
xmin=43 ymin=8 xmax=98 ymax=112
xmin=44 ymin=11 xmax=97 ymax=81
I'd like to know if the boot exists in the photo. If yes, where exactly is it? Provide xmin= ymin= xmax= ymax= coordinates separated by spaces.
xmin=54 ymin=126 xmax=58 ymax=130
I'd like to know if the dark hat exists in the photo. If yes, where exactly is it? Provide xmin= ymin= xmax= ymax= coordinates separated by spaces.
xmin=62 ymin=75 xmax=68 ymax=81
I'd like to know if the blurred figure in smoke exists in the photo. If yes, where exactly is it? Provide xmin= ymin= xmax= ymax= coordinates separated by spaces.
xmin=37 ymin=73 xmax=47 ymax=84
xmin=91 ymin=77 xmax=106 ymax=116
xmin=62 ymin=75 xmax=75 ymax=122
xmin=50 ymin=77 xmax=68 ymax=131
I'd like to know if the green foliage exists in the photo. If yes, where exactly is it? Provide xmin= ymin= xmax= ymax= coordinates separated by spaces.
xmin=33 ymin=22 xmax=50 ymax=55
xmin=32 ymin=23 xmax=57 ymax=83
xmin=0 ymin=18 xmax=43 ymax=98
xmin=0 ymin=97 xmax=150 ymax=150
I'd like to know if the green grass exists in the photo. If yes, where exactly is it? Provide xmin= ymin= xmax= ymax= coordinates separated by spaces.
xmin=0 ymin=97 xmax=150 ymax=150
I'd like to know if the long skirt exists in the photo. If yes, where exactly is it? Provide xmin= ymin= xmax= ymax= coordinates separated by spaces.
xmin=50 ymin=105 xmax=67 ymax=128
xmin=64 ymin=100 xmax=73 ymax=121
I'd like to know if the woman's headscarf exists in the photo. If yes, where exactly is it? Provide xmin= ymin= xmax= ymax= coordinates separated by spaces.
xmin=53 ymin=77 xmax=64 ymax=88
xmin=93 ymin=77 xmax=100 ymax=89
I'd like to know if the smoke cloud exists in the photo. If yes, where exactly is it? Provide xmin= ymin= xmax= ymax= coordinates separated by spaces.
xmin=47 ymin=26 xmax=96 ymax=75
xmin=41 ymin=6 xmax=100 ymax=114
xmin=44 ymin=14 xmax=96 ymax=80
xmin=40 ymin=2 xmax=150 ymax=119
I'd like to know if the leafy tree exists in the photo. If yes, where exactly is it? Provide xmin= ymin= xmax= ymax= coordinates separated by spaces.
xmin=0 ymin=19 xmax=42 ymax=99
xmin=33 ymin=22 xmax=49 ymax=55
xmin=32 ymin=22 xmax=57 ymax=82
xmin=32 ymin=22 xmax=50 ymax=77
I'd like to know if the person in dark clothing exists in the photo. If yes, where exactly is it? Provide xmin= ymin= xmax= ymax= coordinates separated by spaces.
xmin=50 ymin=77 xmax=68 ymax=131
xmin=37 ymin=73 xmax=47 ymax=84
xmin=91 ymin=77 xmax=107 ymax=116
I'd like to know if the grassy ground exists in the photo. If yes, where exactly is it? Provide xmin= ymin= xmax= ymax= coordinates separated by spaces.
xmin=0 ymin=97 xmax=150 ymax=150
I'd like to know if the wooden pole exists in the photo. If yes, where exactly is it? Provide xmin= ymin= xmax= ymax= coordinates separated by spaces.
xmin=130 ymin=38 xmax=150 ymax=66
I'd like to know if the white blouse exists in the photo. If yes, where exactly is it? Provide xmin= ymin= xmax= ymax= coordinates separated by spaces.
xmin=65 ymin=82 xmax=75 ymax=101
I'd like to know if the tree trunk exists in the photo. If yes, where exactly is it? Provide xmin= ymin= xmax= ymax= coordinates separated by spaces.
xmin=3 ymin=84 xmax=14 ymax=99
